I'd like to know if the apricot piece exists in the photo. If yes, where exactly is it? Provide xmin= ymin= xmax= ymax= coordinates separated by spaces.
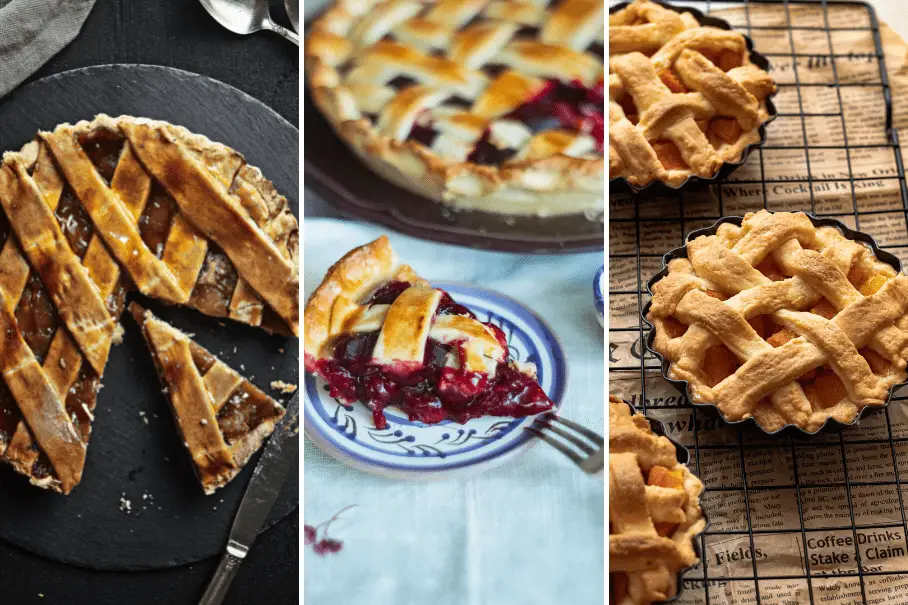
xmin=860 ymin=274 xmax=889 ymax=297
xmin=653 ymin=140 xmax=687 ymax=170
xmin=702 ymin=345 xmax=739 ymax=386
xmin=648 ymin=465 xmax=685 ymax=489
xmin=846 ymin=264 xmax=865 ymax=289
xmin=659 ymin=69 xmax=687 ymax=93
xmin=810 ymin=299 xmax=837 ymax=320
xmin=709 ymin=117 xmax=743 ymax=145
xmin=662 ymin=316 xmax=688 ymax=339
xmin=767 ymin=328 xmax=795 ymax=348
xmin=717 ymin=49 xmax=743 ymax=71
xmin=805 ymin=370 xmax=847 ymax=409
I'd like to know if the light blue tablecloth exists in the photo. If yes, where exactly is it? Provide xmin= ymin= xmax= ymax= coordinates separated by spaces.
xmin=303 ymin=218 xmax=604 ymax=605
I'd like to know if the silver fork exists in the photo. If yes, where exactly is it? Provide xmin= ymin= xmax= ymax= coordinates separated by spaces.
xmin=526 ymin=413 xmax=604 ymax=476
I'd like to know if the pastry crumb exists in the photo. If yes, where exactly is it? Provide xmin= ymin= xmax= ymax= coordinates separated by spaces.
xmin=200 ymin=419 xmax=208 ymax=426
xmin=119 ymin=496 xmax=132 ymax=513
xmin=270 ymin=380 xmax=297 ymax=395
xmin=139 ymin=411 xmax=149 ymax=425
xmin=81 ymin=403 xmax=94 ymax=422
xmin=112 ymin=323 xmax=125 ymax=345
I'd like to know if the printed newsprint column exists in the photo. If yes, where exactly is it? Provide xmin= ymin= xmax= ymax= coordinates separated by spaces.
xmin=608 ymin=3 xmax=908 ymax=603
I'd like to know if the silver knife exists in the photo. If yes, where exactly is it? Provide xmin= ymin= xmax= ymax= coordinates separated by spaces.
xmin=199 ymin=391 xmax=300 ymax=605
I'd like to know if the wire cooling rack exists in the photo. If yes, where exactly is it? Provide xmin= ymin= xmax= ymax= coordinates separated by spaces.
xmin=609 ymin=1 xmax=908 ymax=603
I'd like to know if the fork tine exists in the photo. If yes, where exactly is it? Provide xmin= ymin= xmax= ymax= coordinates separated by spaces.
xmin=525 ymin=426 xmax=584 ymax=466
xmin=536 ymin=421 xmax=598 ymax=455
xmin=546 ymin=415 xmax=605 ymax=446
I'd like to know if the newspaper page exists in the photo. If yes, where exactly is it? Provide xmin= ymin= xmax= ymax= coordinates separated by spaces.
xmin=610 ymin=3 xmax=908 ymax=603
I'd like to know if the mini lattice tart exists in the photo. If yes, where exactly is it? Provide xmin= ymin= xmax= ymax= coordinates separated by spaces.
xmin=610 ymin=396 xmax=705 ymax=605
xmin=305 ymin=0 xmax=604 ymax=216
xmin=609 ymin=0 xmax=776 ymax=188
xmin=647 ymin=210 xmax=908 ymax=433
xmin=0 ymin=115 xmax=298 ymax=493
xmin=130 ymin=304 xmax=286 ymax=494
xmin=304 ymin=236 xmax=554 ymax=428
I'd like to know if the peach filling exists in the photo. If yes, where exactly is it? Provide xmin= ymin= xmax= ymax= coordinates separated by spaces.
xmin=615 ymin=48 xmax=748 ymax=173
xmin=648 ymin=465 xmax=686 ymax=536
xmin=662 ymin=257 xmax=894 ymax=409
xmin=609 ymin=463 xmax=686 ymax=604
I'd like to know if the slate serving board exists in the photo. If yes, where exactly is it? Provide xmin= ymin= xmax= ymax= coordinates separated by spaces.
xmin=0 ymin=64 xmax=299 ymax=571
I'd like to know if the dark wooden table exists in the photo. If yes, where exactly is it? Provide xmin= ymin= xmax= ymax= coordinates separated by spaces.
xmin=0 ymin=1 xmax=299 ymax=603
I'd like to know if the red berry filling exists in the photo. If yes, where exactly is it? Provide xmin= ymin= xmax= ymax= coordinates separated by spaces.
xmin=405 ymin=78 xmax=605 ymax=164
xmin=314 ymin=283 xmax=553 ymax=429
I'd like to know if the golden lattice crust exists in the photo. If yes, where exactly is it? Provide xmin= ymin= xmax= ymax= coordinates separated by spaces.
xmin=305 ymin=0 xmax=605 ymax=216
xmin=609 ymin=396 xmax=705 ymax=605
xmin=609 ymin=0 xmax=777 ymax=187
xmin=647 ymin=210 xmax=908 ymax=433
xmin=0 ymin=115 xmax=298 ymax=493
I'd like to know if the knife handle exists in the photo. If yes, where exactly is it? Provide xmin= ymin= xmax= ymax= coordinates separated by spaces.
xmin=199 ymin=545 xmax=246 ymax=605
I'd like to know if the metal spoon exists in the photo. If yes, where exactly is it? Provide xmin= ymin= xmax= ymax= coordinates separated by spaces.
xmin=199 ymin=0 xmax=299 ymax=46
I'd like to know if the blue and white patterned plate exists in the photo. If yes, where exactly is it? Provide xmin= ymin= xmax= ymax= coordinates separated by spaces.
xmin=304 ymin=282 xmax=567 ymax=479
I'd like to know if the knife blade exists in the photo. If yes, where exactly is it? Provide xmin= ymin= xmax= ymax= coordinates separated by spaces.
xmin=199 ymin=391 xmax=299 ymax=605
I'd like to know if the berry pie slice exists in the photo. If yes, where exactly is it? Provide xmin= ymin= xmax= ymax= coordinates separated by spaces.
xmin=305 ymin=0 xmax=604 ymax=216
xmin=130 ymin=304 xmax=286 ymax=494
xmin=304 ymin=236 xmax=555 ymax=429
xmin=0 ymin=115 xmax=297 ymax=493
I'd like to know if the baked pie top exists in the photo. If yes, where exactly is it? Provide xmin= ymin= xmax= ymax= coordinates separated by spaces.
xmin=647 ymin=210 xmax=908 ymax=433
xmin=0 ymin=115 xmax=298 ymax=493
xmin=304 ymin=235 xmax=554 ymax=428
xmin=609 ymin=396 xmax=704 ymax=605
xmin=305 ymin=0 xmax=605 ymax=213
xmin=609 ymin=0 xmax=776 ymax=187
xmin=131 ymin=304 xmax=286 ymax=494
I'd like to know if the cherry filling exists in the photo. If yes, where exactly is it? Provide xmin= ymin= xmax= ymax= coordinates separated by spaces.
xmin=314 ymin=282 xmax=552 ymax=429
xmin=405 ymin=78 xmax=605 ymax=164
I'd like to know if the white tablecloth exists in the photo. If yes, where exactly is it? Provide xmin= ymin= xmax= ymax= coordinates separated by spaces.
xmin=303 ymin=218 xmax=604 ymax=605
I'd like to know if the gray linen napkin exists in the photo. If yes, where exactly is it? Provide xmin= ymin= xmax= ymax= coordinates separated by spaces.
xmin=0 ymin=0 xmax=96 ymax=98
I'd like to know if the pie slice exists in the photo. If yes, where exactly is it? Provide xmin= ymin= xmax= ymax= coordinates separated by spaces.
xmin=0 ymin=114 xmax=298 ymax=493
xmin=130 ymin=303 xmax=285 ymax=494
xmin=304 ymin=236 xmax=555 ymax=429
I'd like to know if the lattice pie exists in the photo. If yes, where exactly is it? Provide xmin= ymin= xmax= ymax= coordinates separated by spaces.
xmin=609 ymin=0 xmax=776 ymax=187
xmin=648 ymin=210 xmax=908 ymax=432
xmin=306 ymin=0 xmax=604 ymax=216
xmin=304 ymin=236 xmax=554 ymax=429
xmin=0 ymin=115 xmax=298 ymax=493
xmin=610 ymin=396 xmax=705 ymax=605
